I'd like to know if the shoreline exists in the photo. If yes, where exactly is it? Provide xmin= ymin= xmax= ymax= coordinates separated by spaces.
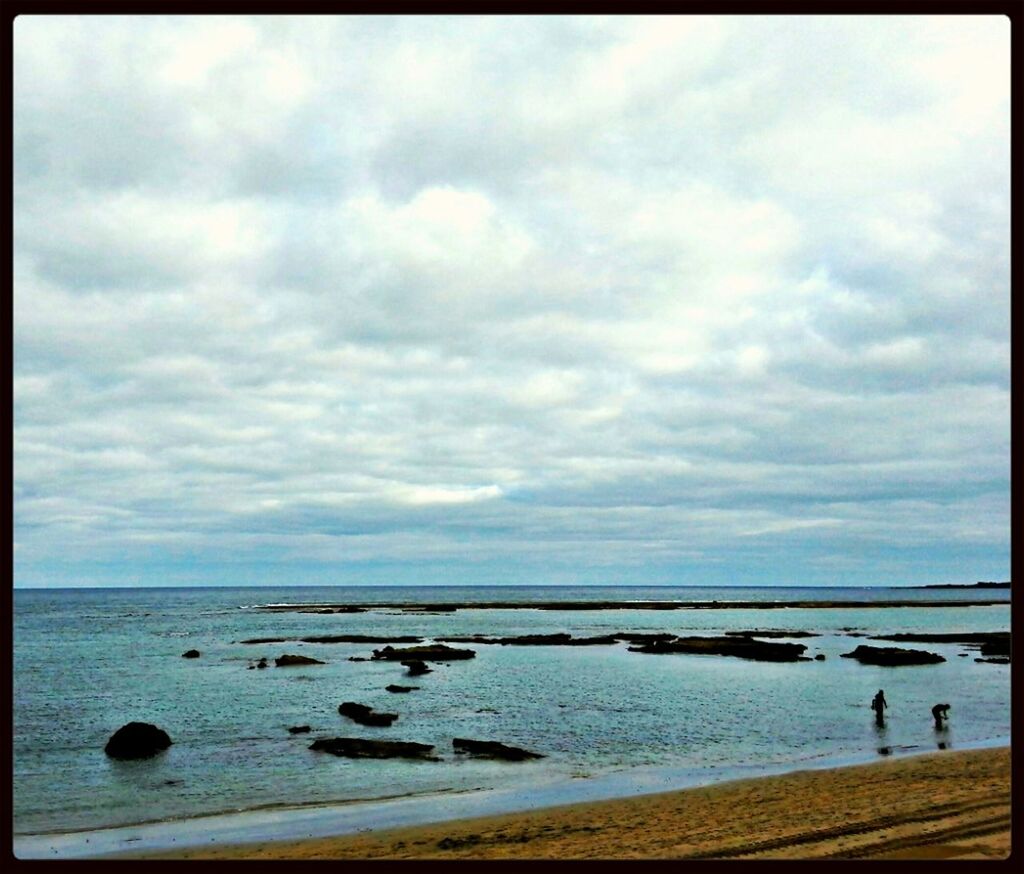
xmin=14 ymin=738 xmax=1010 ymax=860
xmin=122 ymin=745 xmax=1012 ymax=860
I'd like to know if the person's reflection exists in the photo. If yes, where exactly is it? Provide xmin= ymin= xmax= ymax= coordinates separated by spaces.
xmin=874 ymin=718 xmax=890 ymax=755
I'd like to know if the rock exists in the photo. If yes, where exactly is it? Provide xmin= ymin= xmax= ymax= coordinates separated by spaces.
xmin=814 ymin=654 xmax=826 ymax=661
xmin=452 ymin=738 xmax=545 ymax=761
xmin=104 ymin=722 xmax=173 ymax=759
xmin=244 ymin=635 xmax=425 ymax=645
xmin=839 ymin=645 xmax=945 ymax=666
xmin=288 ymin=725 xmax=312 ymax=734
xmin=724 ymin=630 xmax=820 ymax=639
xmin=870 ymin=632 xmax=1009 ymax=659
xmin=975 ymin=657 xmax=1010 ymax=665
xmin=612 ymin=632 xmax=678 ymax=644
xmin=386 ymin=685 xmax=419 ymax=693
xmin=628 ymin=636 xmax=809 ymax=662
xmin=181 ymin=649 xmax=201 ymax=658
xmin=275 ymin=654 xmax=325 ymax=667
xmin=437 ymin=633 xmax=618 ymax=646
xmin=372 ymin=644 xmax=476 ymax=662
xmin=338 ymin=702 xmax=398 ymax=727
xmin=979 ymin=639 xmax=1011 ymax=659
xmin=348 ymin=656 xmax=369 ymax=662
xmin=309 ymin=737 xmax=438 ymax=760
xmin=301 ymin=635 xmax=424 ymax=644
xmin=256 ymin=658 xmax=268 ymax=669
xmin=401 ymin=660 xmax=432 ymax=675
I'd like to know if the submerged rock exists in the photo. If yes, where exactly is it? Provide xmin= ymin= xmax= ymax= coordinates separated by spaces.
xmin=870 ymin=632 xmax=1009 ymax=659
xmin=275 ymin=654 xmax=326 ymax=667
xmin=437 ymin=633 xmax=619 ymax=647
xmin=386 ymin=685 xmax=419 ymax=693
xmin=104 ymin=722 xmax=173 ymax=759
xmin=628 ymin=636 xmax=809 ymax=662
xmin=372 ymin=644 xmax=476 ymax=662
xmin=181 ymin=649 xmax=201 ymax=658
xmin=338 ymin=702 xmax=398 ymax=727
xmin=840 ymin=645 xmax=945 ymax=666
xmin=976 ymin=657 xmax=1010 ymax=665
xmin=288 ymin=725 xmax=312 ymax=734
xmin=402 ymin=660 xmax=432 ymax=675
xmin=724 ymin=630 xmax=820 ymax=639
xmin=309 ymin=737 xmax=438 ymax=760
xmin=452 ymin=738 xmax=545 ymax=761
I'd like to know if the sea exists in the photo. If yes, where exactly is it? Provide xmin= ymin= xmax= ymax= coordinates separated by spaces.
xmin=12 ymin=584 xmax=1012 ymax=858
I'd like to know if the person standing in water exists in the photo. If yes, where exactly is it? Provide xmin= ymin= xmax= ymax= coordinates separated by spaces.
xmin=871 ymin=689 xmax=888 ymax=726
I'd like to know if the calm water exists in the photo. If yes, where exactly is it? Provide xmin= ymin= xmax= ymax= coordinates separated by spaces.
xmin=13 ymin=585 xmax=1011 ymax=844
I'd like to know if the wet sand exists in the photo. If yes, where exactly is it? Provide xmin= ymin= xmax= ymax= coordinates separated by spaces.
xmin=137 ymin=746 xmax=1010 ymax=860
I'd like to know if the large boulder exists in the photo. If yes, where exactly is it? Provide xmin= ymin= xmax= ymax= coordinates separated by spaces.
xmin=338 ymin=702 xmax=398 ymax=727
xmin=309 ymin=737 xmax=439 ymax=760
xmin=275 ymin=654 xmax=325 ymax=667
xmin=452 ymin=738 xmax=545 ymax=761
xmin=840 ymin=645 xmax=945 ymax=666
xmin=104 ymin=722 xmax=173 ymax=759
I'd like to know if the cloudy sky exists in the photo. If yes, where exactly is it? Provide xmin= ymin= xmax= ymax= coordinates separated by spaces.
xmin=13 ymin=15 xmax=1010 ymax=588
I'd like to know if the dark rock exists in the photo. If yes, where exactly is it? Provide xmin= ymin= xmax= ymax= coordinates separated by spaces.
xmin=980 ymin=639 xmax=1011 ymax=659
xmin=288 ymin=725 xmax=312 ymax=734
xmin=840 ymin=645 xmax=945 ymax=666
xmin=275 ymin=654 xmax=326 ymax=667
xmin=452 ymin=738 xmax=545 ymax=761
xmin=348 ymin=656 xmax=369 ymax=662
xmin=628 ymin=635 xmax=809 ymax=662
xmin=437 ymin=633 xmax=619 ymax=647
xmin=402 ymin=660 xmax=432 ymax=675
xmin=386 ymin=685 xmax=419 ymax=693
xmin=309 ymin=737 xmax=438 ymax=760
xmin=814 ymin=654 xmax=826 ymax=661
xmin=181 ymin=649 xmax=201 ymax=659
xmin=240 ymin=637 xmax=289 ymax=645
xmin=372 ymin=644 xmax=476 ymax=662
xmin=256 ymin=658 xmax=268 ymax=669
xmin=612 ymin=632 xmax=678 ymax=644
xmin=339 ymin=702 xmax=398 ymax=727
xmin=724 ymin=630 xmax=820 ymax=639
xmin=870 ymin=631 xmax=1009 ymax=658
xmin=104 ymin=722 xmax=173 ymax=759
xmin=975 ymin=657 xmax=1010 ymax=665
xmin=301 ymin=635 xmax=423 ymax=644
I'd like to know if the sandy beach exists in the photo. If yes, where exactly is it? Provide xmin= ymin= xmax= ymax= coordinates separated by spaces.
xmin=132 ymin=746 xmax=1010 ymax=860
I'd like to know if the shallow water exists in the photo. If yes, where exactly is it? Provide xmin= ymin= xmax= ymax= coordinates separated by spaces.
xmin=13 ymin=585 xmax=1011 ymax=844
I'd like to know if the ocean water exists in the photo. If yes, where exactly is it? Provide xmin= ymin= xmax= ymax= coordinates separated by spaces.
xmin=12 ymin=585 xmax=1011 ymax=853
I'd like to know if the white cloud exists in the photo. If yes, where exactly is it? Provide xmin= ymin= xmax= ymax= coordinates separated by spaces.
xmin=12 ymin=14 xmax=1010 ymax=586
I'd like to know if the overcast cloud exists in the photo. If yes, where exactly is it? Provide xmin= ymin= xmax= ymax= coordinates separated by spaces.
xmin=13 ymin=15 xmax=1010 ymax=587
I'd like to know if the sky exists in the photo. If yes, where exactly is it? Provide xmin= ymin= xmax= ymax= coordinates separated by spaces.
xmin=12 ymin=15 xmax=1011 ymax=588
